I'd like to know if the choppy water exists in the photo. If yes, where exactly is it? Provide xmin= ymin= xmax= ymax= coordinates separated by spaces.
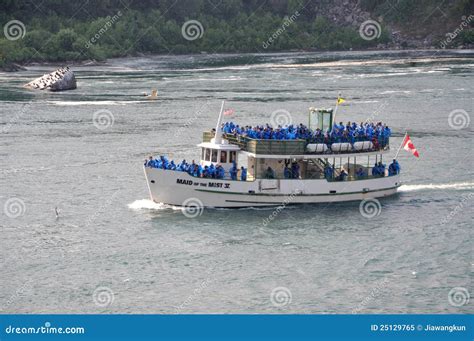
xmin=1 ymin=50 xmax=472 ymax=314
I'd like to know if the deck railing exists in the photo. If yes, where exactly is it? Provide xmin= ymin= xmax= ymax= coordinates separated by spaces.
xmin=202 ymin=132 xmax=389 ymax=155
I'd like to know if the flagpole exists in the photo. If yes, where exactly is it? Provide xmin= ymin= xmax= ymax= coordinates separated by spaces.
xmin=332 ymin=93 xmax=341 ymax=131
xmin=394 ymin=131 xmax=408 ymax=160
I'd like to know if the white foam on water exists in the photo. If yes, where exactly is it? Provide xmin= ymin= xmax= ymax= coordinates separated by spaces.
xmin=48 ymin=100 xmax=144 ymax=106
xmin=399 ymin=182 xmax=474 ymax=192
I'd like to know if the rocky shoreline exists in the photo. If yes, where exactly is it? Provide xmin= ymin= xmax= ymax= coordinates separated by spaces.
xmin=2 ymin=45 xmax=472 ymax=73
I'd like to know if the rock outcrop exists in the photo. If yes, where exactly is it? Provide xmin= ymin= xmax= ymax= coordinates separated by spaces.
xmin=24 ymin=67 xmax=77 ymax=91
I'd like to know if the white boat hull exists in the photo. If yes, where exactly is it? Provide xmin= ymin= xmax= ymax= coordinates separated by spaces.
xmin=144 ymin=167 xmax=401 ymax=208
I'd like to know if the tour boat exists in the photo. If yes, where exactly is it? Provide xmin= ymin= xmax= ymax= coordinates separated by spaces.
xmin=143 ymin=102 xmax=401 ymax=208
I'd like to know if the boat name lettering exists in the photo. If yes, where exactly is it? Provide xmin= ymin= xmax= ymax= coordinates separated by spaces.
xmin=176 ymin=179 xmax=193 ymax=185
xmin=208 ymin=182 xmax=231 ymax=189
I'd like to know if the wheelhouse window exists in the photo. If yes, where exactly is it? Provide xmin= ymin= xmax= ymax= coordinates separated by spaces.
xmin=205 ymin=149 xmax=211 ymax=161
xmin=211 ymin=150 xmax=218 ymax=162
xmin=220 ymin=151 xmax=227 ymax=163
xmin=229 ymin=151 xmax=236 ymax=163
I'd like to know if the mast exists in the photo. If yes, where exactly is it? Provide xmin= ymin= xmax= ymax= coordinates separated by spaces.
xmin=213 ymin=100 xmax=225 ymax=145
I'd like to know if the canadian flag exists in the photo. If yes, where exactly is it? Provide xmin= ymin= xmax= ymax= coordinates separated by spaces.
xmin=402 ymin=134 xmax=419 ymax=157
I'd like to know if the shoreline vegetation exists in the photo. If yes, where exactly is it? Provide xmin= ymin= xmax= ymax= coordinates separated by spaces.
xmin=1 ymin=0 xmax=473 ymax=71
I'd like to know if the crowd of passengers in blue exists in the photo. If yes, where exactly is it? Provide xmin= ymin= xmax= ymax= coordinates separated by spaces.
xmin=145 ymin=156 xmax=248 ymax=180
xmin=222 ymin=121 xmax=391 ymax=148
xmin=144 ymin=156 xmax=400 ymax=180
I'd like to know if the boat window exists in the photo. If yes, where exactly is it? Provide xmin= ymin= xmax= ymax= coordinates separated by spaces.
xmin=211 ymin=150 xmax=218 ymax=162
xmin=205 ymin=148 xmax=211 ymax=161
xmin=220 ymin=151 xmax=227 ymax=163
xmin=229 ymin=151 xmax=236 ymax=163
xmin=202 ymin=148 xmax=205 ymax=160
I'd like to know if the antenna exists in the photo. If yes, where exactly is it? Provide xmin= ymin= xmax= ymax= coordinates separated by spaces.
xmin=213 ymin=100 xmax=225 ymax=144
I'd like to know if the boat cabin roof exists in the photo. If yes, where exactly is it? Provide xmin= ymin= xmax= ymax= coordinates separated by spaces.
xmin=241 ymin=149 xmax=390 ymax=159
xmin=197 ymin=139 xmax=241 ymax=151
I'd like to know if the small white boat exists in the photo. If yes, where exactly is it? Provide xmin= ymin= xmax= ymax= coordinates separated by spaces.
xmin=144 ymin=103 xmax=401 ymax=208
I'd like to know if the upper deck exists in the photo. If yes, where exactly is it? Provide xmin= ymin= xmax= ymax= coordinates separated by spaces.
xmin=202 ymin=131 xmax=390 ymax=157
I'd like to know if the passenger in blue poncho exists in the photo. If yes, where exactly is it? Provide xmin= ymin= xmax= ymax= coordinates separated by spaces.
xmin=284 ymin=166 xmax=290 ymax=179
xmin=229 ymin=163 xmax=238 ymax=180
xmin=291 ymin=162 xmax=300 ymax=179
xmin=324 ymin=165 xmax=333 ymax=180
xmin=337 ymin=169 xmax=348 ymax=181
xmin=240 ymin=167 xmax=247 ymax=181
xmin=388 ymin=159 xmax=400 ymax=176
xmin=378 ymin=161 xmax=386 ymax=177
xmin=372 ymin=163 xmax=379 ymax=176
xmin=203 ymin=166 xmax=210 ymax=178
xmin=145 ymin=156 xmax=154 ymax=167
xmin=356 ymin=168 xmax=366 ymax=179
xmin=216 ymin=165 xmax=225 ymax=179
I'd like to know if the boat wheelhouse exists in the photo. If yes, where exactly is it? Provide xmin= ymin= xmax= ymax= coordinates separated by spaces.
xmin=144 ymin=103 xmax=401 ymax=208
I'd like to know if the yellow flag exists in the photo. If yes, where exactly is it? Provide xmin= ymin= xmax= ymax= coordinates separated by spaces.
xmin=337 ymin=97 xmax=345 ymax=105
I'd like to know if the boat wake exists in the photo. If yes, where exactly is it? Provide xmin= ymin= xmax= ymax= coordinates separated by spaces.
xmin=399 ymin=182 xmax=474 ymax=192
xmin=128 ymin=199 xmax=180 ymax=211
xmin=128 ymin=199 xmax=293 ymax=211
